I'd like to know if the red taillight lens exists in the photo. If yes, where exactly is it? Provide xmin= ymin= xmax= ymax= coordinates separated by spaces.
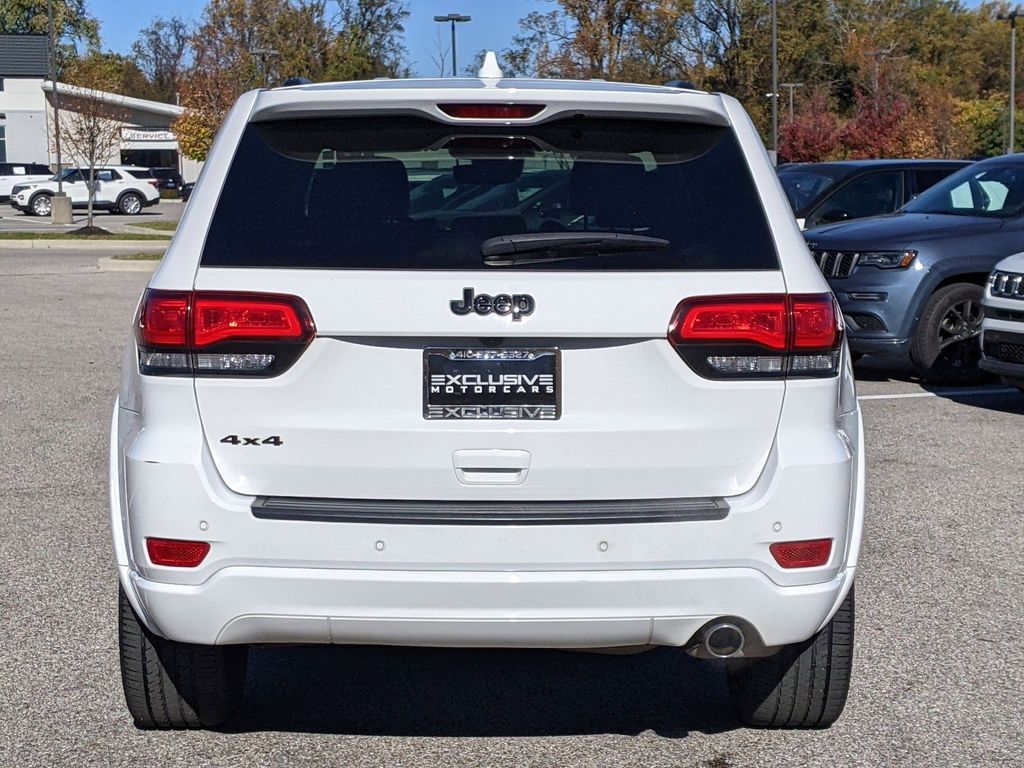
xmin=193 ymin=295 xmax=311 ymax=347
xmin=148 ymin=180 xmax=160 ymax=189
xmin=770 ymin=538 xmax=833 ymax=568
xmin=136 ymin=290 xmax=315 ymax=376
xmin=146 ymin=537 xmax=210 ymax=567
xmin=668 ymin=293 xmax=842 ymax=379
xmin=139 ymin=291 xmax=189 ymax=346
xmin=670 ymin=296 xmax=788 ymax=351
xmin=437 ymin=103 xmax=545 ymax=119
xmin=791 ymin=294 xmax=842 ymax=349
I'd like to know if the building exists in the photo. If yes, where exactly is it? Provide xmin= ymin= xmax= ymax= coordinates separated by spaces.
xmin=0 ymin=34 xmax=201 ymax=181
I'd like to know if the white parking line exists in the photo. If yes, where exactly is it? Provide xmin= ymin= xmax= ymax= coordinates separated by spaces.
xmin=858 ymin=387 xmax=1018 ymax=401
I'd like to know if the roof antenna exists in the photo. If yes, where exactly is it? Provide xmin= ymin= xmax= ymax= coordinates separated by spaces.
xmin=478 ymin=51 xmax=504 ymax=79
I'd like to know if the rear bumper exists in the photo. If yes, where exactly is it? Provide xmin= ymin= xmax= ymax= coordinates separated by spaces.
xmin=125 ymin=563 xmax=854 ymax=649
xmin=845 ymin=335 xmax=910 ymax=358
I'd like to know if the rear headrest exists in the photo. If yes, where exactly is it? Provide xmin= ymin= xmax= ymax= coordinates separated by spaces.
xmin=569 ymin=161 xmax=648 ymax=229
xmin=305 ymin=159 xmax=409 ymax=222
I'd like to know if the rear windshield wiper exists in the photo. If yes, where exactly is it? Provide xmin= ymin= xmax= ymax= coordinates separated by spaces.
xmin=481 ymin=232 xmax=670 ymax=266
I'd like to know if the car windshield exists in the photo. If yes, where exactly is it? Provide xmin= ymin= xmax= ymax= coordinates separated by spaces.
xmin=777 ymin=168 xmax=838 ymax=212
xmin=904 ymin=163 xmax=1024 ymax=218
xmin=201 ymin=115 xmax=779 ymax=271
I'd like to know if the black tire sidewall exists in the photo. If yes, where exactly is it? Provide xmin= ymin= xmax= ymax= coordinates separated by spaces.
xmin=30 ymin=194 xmax=52 ymax=216
xmin=119 ymin=193 xmax=142 ymax=215
xmin=910 ymin=282 xmax=985 ymax=384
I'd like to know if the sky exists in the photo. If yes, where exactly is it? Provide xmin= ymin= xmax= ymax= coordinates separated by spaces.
xmin=87 ymin=0 xmax=538 ymax=78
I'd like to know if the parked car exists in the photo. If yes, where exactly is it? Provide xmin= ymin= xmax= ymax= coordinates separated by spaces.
xmin=144 ymin=166 xmax=183 ymax=192
xmin=180 ymin=181 xmax=195 ymax=203
xmin=980 ymin=253 xmax=1024 ymax=388
xmin=112 ymin=69 xmax=863 ymax=731
xmin=0 ymin=162 xmax=53 ymax=203
xmin=779 ymin=159 xmax=969 ymax=229
xmin=9 ymin=165 xmax=160 ymax=216
xmin=805 ymin=154 xmax=1024 ymax=383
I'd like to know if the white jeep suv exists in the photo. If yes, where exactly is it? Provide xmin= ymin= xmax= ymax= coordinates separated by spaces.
xmin=980 ymin=252 xmax=1024 ymax=387
xmin=111 ymin=69 xmax=864 ymax=730
xmin=10 ymin=165 xmax=159 ymax=216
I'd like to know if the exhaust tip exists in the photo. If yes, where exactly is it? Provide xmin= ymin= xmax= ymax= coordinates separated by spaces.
xmin=704 ymin=622 xmax=744 ymax=658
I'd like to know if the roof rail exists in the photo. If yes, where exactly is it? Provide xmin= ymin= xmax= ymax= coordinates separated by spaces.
xmin=282 ymin=77 xmax=313 ymax=87
xmin=664 ymin=79 xmax=697 ymax=90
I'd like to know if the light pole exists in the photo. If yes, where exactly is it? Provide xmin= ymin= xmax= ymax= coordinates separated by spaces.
xmin=780 ymin=82 xmax=804 ymax=122
xmin=999 ymin=8 xmax=1021 ymax=153
xmin=433 ymin=13 xmax=471 ymax=77
xmin=251 ymin=47 xmax=280 ymax=87
xmin=47 ymin=0 xmax=72 ymax=224
xmin=771 ymin=0 xmax=779 ymax=156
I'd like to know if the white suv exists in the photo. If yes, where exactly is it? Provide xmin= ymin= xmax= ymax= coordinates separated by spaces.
xmin=980 ymin=253 xmax=1024 ymax=387
xmin=111 ymin=68 xmax=864 ymax=730
xmin=10 ymin=165 xmax=160 ymax=216
xmin=0 ymin=162 xmax=53 ymax=202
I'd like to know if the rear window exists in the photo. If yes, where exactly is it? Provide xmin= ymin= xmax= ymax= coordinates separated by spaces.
xmin=201 ymin=116 xmax=778 ymax=270
xmin=126 ymin=169 xmax=152 ymax=179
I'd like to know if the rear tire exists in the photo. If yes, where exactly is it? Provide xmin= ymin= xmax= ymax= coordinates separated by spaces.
xmin=118 ymin=192 xmax=143 ymax=215
xmin=118 ymin=585 xmax=248 ymax=729
xmin=726 ymin=586 xmax=854 ymax=729
xmin=910 ymin=283 xmax=986 ymax=385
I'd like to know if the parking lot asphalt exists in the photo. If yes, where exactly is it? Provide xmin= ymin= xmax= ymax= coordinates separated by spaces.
xmin=0 ymin=198 xmax=184 ymax=233
xmin=1 ymin=247 xmax=1021 ymax=768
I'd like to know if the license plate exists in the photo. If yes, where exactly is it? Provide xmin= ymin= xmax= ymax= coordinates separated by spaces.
xmin=424 ymin=348 xmax=560 ymax=420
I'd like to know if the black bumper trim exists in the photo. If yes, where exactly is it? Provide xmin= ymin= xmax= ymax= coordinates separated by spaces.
xmin=251 ymin=496 xmax=729 ymax=525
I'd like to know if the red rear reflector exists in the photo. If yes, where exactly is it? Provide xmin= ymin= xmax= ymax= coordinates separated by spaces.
xmin=139 ymin=292 xmax=189 ymax=346
xmin=146 ymin=538 xmax=210 ymax=568
xmin=193 ymin=295 xmax=311 ymax=347
xmin=437 ymin=103 xmax=545 ymax=119
xmin=670 ymin=296 xmax=788 ymax=350
xmin=770 ymin=538 xmax=833 ymax=568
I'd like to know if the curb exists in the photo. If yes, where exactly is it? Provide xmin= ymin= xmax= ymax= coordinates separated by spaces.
xmin=98 ymin=256 xmax=162 ymax=272
xmin=0 ymin=239 xmax=169 ymax=250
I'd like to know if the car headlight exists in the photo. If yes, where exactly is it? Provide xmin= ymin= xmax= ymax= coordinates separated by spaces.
xmin=858 ymin=250 xmax=917 ymax=269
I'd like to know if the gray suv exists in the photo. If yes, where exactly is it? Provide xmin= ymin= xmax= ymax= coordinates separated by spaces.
xmin=805 ymin=154 xmax=1024 ymax=383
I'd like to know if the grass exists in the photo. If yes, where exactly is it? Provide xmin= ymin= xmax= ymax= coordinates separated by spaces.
xmin=129 ymin=220 xmax=178 ymax=232
xmin=111 ymin=251 xmax=164 ymax=261
xmin=0 ymin=231 xmax=172 ymax=241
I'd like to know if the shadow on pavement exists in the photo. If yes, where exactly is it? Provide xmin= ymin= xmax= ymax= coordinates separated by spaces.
xmin=228 ymin=644 xmax=738 ymax=738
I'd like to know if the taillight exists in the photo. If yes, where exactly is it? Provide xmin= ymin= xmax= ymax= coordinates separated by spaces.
xmin=146 ymin=537 xmax=210 ymax=567
xmin=437 ymin=103 xmax=545 ymax=119
xmin=148 ymin=180 xmax=160 ymax=189
xmin=668 ymin=293 xmax=842 ymax=379
xmin=136 ymin=290 xmax=314 ymax=376
xmin=770 ymin=538 xmax=833 ymax=568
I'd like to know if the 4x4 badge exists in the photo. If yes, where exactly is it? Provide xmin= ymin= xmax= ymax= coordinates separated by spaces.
xmin=450 ymin=287 xmax=535 ymax=321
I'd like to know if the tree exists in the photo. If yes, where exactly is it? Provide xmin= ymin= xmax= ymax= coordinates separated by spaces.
xmin=779 ymin=92 xmax=840 ymax=162
xmin=503 ymin=1 xmax=687 ymax=80
xmin=55 ymin=55 xmax=129 ymax=229
xmin=174 ymin=0 xmax=409 ymax=161
xmin=65 ymin=51 xmax=155 ymax=101
xmin=131 ymin=16 xmax=193 ymax=104
xmin=0 ymin=0 xmax=99 ymax=66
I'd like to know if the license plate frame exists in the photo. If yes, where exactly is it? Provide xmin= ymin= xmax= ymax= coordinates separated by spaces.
xmin=423 ymin=347 xmax=561 ymax=420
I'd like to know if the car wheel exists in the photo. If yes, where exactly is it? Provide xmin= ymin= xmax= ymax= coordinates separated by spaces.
xmin=118 ymin=585 xmax=247 ymax=729
xmin=909 ymin=283 xmax=987 ymax=385
xmin=30 ymin=193 xmax=53 ymax=217
xmin=119 ymin=192 xmax=143 ymax=215
xmin=727 ymin=586 xmax=854 ymax=729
